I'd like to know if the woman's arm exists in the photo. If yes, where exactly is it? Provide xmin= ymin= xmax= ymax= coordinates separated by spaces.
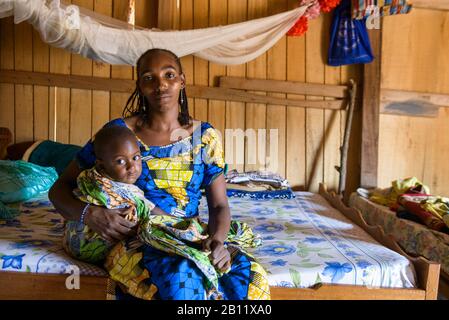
xmin=203 ymin=174 xmax=231 ymax=271
xmin=205 ymin=174 xmax=231 ymax=242
xmin=48 ymin=160 xmax=85 ymax=221
xmin=49 ymin=160 xmax=137 ymax=243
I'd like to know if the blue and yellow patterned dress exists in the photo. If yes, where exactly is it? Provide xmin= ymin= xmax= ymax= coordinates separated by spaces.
xmin=67 ymin=118 xmax=270 ymax=300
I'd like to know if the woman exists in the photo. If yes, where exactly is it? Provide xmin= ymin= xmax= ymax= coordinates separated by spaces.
xmin=49 ymin=48 xmax=269 ymax=300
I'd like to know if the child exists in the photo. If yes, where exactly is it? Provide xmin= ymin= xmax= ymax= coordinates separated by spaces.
xmin=63 ymin=125 xmax=157 ymax=264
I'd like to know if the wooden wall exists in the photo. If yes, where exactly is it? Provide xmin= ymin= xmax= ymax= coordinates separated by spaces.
xmin=0 ymin=0 xmax=362 ymax=193
xmin=379 ymin=8 xmax=449 ymax=196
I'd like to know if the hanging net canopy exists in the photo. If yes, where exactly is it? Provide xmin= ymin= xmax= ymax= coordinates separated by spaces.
xmin=0 ymin=0 xmax=314 ymax=65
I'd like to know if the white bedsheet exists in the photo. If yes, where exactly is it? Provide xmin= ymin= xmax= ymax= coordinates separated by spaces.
xmin=0 ymin=192 xmax=416 ymax=289
xmin=199 ymin=192 xmax=417 ymax=289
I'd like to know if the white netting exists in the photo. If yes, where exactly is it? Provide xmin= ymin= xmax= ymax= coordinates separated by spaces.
xmin=0 ymin=0 xmax=313 ymax=65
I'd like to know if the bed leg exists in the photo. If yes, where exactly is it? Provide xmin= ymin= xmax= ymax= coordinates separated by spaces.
xmin=418 ymin=261 xmax=440 ymax=300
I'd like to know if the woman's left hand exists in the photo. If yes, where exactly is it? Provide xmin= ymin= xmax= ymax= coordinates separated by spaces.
xmin=202 ymin=237 xmax=231 ymax=272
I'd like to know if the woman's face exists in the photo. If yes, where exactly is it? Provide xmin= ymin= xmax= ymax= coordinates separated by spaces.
xmin=138 ymin=51 xmax=185 ymax=112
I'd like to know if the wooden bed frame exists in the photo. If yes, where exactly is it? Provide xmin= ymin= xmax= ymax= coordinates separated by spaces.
xmin=0 ymin=69 xmax=441 ymax=299
xmin=0 ymin=26 xmax=444 ymax=298
xmin=0 ymin=183 xmax=440 ymax=300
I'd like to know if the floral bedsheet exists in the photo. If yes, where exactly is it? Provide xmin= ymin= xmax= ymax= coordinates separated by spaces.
xmin=349 ymin=193 xmax=449 ymax=276
xmin=199 ymin=192 xmax=416 ymax=289
xmin=0 ymin=195 xmax=107 ymax=276
xmin=0 ymin=192 xmax=416 ymax=289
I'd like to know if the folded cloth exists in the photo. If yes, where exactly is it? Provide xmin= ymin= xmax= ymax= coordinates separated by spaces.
xmin=226 ymin=187 xmax=295 ymax=200
xmin=225 ymin=169 xmax=290 ymax=188
xmin=351 ymin=0 xmax=413 ymax=19
xmin=369 ymin=177 xmax=430 ymax=209
xmin=397 ymin=194 xmax=447 ymax=232
xmin=396 ymin=209 xmax=423 ymax=224
xmin=225 ymin=170 xmax=295 ymax=199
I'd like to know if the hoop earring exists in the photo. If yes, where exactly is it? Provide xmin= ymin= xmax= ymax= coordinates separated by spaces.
xmin=179 ymin=89 xmax=185 ymax=105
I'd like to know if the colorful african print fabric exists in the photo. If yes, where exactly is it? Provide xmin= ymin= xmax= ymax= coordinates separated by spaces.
xmin=63 ymin=167 xmax=155 ymax=264
xmin=72 ymin=118 xmax=270 ymax=300
xmin=351 ymin=0 xmax=413 ymax=19
xmin=76 ymin=119 xmax=225 ymax=218
xmin=137 ymin=215 xmax=263 ymax=298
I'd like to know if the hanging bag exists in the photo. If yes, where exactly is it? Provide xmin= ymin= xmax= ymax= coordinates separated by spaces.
xmin=328 ymin=0 xmax=374 ymax=66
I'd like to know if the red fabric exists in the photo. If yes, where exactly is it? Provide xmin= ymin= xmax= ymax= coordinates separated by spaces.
xmin=287 ymin=16 xmax=309 ymax=36
xmin=319 ymin=0 xmax=341 ymax=13
xmin=398 ymin=194 xmax=447 ymax=231
xmin=287 ymin=0 xmax=341 ymax=37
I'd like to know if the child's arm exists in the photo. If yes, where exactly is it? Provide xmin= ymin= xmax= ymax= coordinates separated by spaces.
xmin=49 ymin=160 xmax=137 ymax=243
xmin=203 ymin=174 xmax=231 ymax=272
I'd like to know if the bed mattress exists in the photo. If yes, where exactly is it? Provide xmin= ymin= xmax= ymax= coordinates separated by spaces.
xmin=0 ymin=196 xmax=107 ymax=277
xmin=0 ymin=192 xmax=416 ymax=289
xmin=349 ymin=193 xmax=449 ymax=276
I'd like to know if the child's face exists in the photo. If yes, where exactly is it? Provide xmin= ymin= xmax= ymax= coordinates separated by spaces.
xmin=97 ymin=139 xmax=142 ymax=184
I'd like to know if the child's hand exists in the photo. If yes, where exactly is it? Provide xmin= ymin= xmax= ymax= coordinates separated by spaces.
xmin=202 ymin=237 xmax=231 ymax=273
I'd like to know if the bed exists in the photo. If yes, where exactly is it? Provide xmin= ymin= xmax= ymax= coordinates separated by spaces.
xmin=349 ymin=192 xmax=449 ymax=299
xmin=0 ymin=184 xmax=439 ymax=300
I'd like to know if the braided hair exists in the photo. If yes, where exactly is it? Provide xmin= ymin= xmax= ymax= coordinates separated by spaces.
xmin=122 ymin=48 xmax=191 ymax=126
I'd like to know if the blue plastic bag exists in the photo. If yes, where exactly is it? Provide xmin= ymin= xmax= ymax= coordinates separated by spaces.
xmin=328 ymin=0 xmax=374 ymax=66
xmin=0 ymin=160 xmax=58 ymax=203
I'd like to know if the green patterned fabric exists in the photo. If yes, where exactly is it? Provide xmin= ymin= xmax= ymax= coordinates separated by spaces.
xmin=138 ymin=215 xmax=262 ymax=291
xmin=63 ymin=168 xmax=155 ymax=264
xmin=65 ymin=167 xmax=262 ymax=295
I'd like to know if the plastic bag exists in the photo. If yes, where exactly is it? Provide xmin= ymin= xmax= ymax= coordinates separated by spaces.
xmin=328 ymin=0 xmax=374 ymax=66
xmin=0 ymin=160 xmax=58 ymax=203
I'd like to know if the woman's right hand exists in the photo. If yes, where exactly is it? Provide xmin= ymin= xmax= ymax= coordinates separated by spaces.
xmin=84 ymin=205 xmax=137 ymax=243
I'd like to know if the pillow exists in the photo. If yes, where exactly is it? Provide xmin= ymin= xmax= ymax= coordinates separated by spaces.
xmin=22 ymin=140 xmax=82 ymax=175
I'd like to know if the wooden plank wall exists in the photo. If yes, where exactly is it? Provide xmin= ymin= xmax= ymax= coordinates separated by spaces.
xmin=176 ymin=0 xmax=362 ymax=192
xmin=0 ymin=0 xmax=362 ymax=193
xmin=379 ymin=8 xmax=449 ymax=196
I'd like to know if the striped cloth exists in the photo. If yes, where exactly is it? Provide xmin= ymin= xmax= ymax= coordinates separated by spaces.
xmin=351 ymin=0 xmax=413 ymax=19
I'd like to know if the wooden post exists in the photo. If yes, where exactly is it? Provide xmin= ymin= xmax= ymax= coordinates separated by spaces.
xmin=338 ymin=79 xmax=357 ymax=195
xmin=127 ymin=0 xmax=135 ymax=26
xmin=361 ymin=28 xmax=381 ymax=188
xmin=158 ymin=0 xmax=180 ymax=30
